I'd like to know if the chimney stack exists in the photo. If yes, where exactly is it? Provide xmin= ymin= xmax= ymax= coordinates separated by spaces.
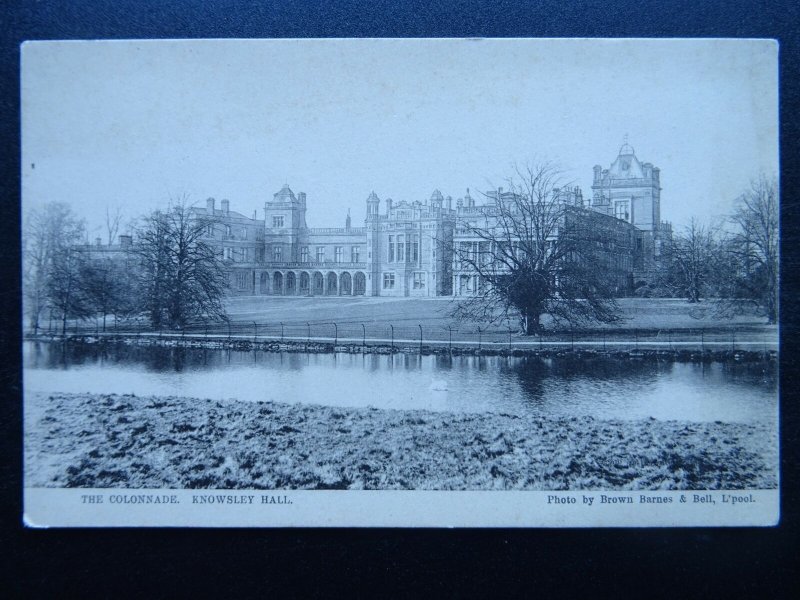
xmin=221 ymin=199 xmax=230 ymax=215
xmin=95 ymin=237 xmax=102 ymax=247
xmin=298 ymin=192 xmax=306 ymax=206
xmin=206 ymin=197 xmax=216 ymax=213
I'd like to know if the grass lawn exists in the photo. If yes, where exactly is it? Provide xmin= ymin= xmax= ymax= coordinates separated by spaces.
xmin=225 ymin=296 xmax=772 ymax=333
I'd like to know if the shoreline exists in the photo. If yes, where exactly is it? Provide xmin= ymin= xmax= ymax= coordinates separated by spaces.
xmin=25 ymin=392 xmax=778 ymax=491
xmin=25 ymin=334 xmax=777 ymax=364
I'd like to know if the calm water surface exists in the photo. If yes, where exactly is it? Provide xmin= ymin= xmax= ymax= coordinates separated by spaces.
xmin=23 ymin=342 xmax=777 ymax=423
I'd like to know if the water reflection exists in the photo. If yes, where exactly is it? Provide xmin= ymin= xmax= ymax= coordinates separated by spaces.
xmin=23 ymin=341 xmax=777 ymax=423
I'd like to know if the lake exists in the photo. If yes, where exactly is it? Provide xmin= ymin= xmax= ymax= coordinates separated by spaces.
xmin=23 ymin=341 xmax=777 ymax=423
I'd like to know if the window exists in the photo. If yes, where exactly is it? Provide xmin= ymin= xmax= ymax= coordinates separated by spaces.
xmin=225 ymin=225 xmax=231 ymax=238
xmin=301 ymin=246 xmax=309 ymax=262
xmin=224 ymin=247 xmax=234 ymax=260
xmin=272 ymin=216 xmax=284 ymax=228
xmin=397 ymin=235 xmax=405 ymax=263
xmin=242 ymin=248 xmax=249 ymax=262
xmin=256 ymin=247 xmax=265 ymax=263
xmin=615 ymin=201 xmax=629 ymax=221
xmin=240 ymin=228 xmax=247 ymax=240
xmin=273 ymin=246 xmax=282 ymax=261
xmin=388 ymin=236 xmax=394 ymax=262
xmin=335 ymin=246 xmax=343 ymax=263
xmin=316 ymin=247 xmax=325 ymax=262
xmin=411 ymin=236 xmax=419 ymax=263
xmin=351 ymin=246 xmax=360 ymax=262
xmin=206 ymin=224 xmax=214 ymax=236
xmin=383 ymin=273 xmax=395 ymax=289
xmin=413 ymin=272 xmax=425 ymax=289
xmin=236 ymin=272 xmax=249 ymax=290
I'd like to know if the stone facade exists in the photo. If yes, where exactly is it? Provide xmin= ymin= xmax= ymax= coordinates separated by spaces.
xmin=590 ymin=142 xmax=672 ymax=282
xmin=87 ymin=143 xmax=668 ymax=298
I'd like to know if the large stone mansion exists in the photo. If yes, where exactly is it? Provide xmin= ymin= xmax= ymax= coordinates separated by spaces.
xmin=98 ymin=143 xmax=673 ymax=298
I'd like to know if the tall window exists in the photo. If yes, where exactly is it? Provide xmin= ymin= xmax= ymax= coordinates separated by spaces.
xmin=236 ymin=272 xmax=249 ymax=290
xmin=397 ymin=235 xmax=405 ymax=263
xmin=316 ymin=246 xmax=325 ymax=262
xmin=224 ymin=247 xmax=234 ymax=260
xmin=225 ymin=225 xmax=231 ymax=238
xmin=273 ymin=246 xmax=282 ymax=261
xmin=206 ymin=224 xmax=214 ymax=236
xmin=383 ymin=273 xmax=395 ymax=289
xmin=240 ymin=228 xmax=247 ymax=240
xmin=351 ymin=246 xmax=360 ymax=262
xmin=388 ymin=236 xmax=395 ymax=262
xmin=615 ymin=201 xmax=629 ymax=221
xmin=413 ymin=272 xmax=425 ymax=289
xmin=411 ymin=235 xmax=419 ymax=263
xmin=256 ymin=247 xmax=265 ymax=263
xmin=301 ymin=246 xmax=309 ymax=262
xmin=334 ymin=246 xmax=343 ymax=263
xmin=272 ymin=216 xmax=284 ymax=228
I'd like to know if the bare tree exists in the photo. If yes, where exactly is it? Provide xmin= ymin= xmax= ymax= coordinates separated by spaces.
xmin=448 ymin=163 xmax=625 ymax=334
xmin=22 ymin=202 xmax=86 ymax=332
xmin=105 ymin=206 xmax=124 ymax=245
xmin=47 ymin=243 xmax=92 ymax=335
xmin=727 ymin=175 xmax=779 ymax=323
xmin=132 ymin=198 xmax=228 ymax=329
xmin=662 ymin=218 xmax=720 ymax=303
xmin=80 ymin=257 xmax=136 ymax=331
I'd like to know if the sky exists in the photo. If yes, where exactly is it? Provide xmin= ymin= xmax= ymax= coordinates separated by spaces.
xmin=21 ymin=38 xmax=778 ymax=239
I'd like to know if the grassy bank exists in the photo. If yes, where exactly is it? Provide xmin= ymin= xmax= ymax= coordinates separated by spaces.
xmin=25 ymin=392 xmax=777 ymax=491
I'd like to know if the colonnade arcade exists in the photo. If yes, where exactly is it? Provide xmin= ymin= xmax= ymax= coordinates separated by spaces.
xmin=257 ymin=270 xmax=367 ymax=296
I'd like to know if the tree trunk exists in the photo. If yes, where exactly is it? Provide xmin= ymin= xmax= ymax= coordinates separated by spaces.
xmin=524 ymin=311 xmax=541 ymax=335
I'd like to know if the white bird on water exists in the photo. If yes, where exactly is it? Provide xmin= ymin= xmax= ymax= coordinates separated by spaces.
xmin=429 ymin=379 xmax=448 ymax=392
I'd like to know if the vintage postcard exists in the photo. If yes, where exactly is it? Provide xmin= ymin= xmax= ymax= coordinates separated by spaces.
xmin=21 ymin=38 xmax=778 ymax=527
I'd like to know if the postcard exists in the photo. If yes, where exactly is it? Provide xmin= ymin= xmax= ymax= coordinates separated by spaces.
xmin=22 ymin=38 xmax=778 ymax=527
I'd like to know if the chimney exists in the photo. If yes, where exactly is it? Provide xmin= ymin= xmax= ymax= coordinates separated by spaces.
xmin=446 ymin=196 xmax=452 ymax=210
xmin=298 ymin=192 xmax=306 ymax=206
xmin=119 ymin=235 xmax=132 ymax=247
xmin=346 ymin=209 xmax=352 ymax=231
xmin=221 ymin=199 xmax=230 ymax=215
xmin=386 ymin=198 xmax=393 ymax=211
xmin=95 ymin=237 xmax=102 ymax=247
xmin=206 ymin=197 xmax=216 ymax=213
xmin=593 ymin=165 xmax=602 ymax=182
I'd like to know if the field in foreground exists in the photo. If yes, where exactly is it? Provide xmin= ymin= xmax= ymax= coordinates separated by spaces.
xmin=25 ymin=392 xmax=778 ymax=491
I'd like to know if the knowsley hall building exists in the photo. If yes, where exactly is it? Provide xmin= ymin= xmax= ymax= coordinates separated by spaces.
xmin=96 ymin=143 xmax=673 ymax=298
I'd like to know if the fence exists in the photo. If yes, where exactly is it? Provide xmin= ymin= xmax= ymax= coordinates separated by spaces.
xmin=30 ymin=316 xmax=777 ymax=353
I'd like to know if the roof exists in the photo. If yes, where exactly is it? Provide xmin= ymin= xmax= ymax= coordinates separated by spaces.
xmin=273 ymin=184 xmax=297 ymax=202
xmin=430 ymin=189 xmax=444 ymax=202
xmin=366 ymin=191 xmax=380 ymax=202
xmin=608 ymin=144 xmax=645 ymax=179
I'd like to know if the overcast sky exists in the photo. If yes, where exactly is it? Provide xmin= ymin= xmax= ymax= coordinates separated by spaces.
xmin=22 ymin=38 xmax=777 ymax=239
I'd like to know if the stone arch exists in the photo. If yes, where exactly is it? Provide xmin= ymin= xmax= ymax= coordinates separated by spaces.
xmin=340 ymin=272 xmax=352 ymax=295
xmin=259 ymin=272 xmax=270 ymax=294
xmin=353 ymin=272 xmax=366 ymax=296
xmin=326 ymin=272 xmax=338 ymax=295
xmin=299 ymin=271 xmax=310 ymax=295
xmin=312 ymin=271 xmax=324 ymax=296
xmin=273 ymin=271 xmax=284 ymax=295
xmin=286 ymin=271 xmax=297 ymax=295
